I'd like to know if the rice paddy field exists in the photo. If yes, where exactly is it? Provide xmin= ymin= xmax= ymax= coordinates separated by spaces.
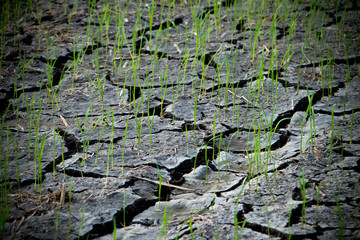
xmin=1 ymin=0 xmax=360 ymax=239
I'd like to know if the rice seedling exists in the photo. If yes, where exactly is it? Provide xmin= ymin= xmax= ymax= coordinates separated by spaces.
xmin=193 ymin=89 xmax=197 ymax=146
xmin=7 ymin=129 xmax=21 ymax=195
xmin=250 ymin=14 xmax=262 ymax=64
xmin=1 ymin=1 xmax=10 ymax=45
xmin=189 ymin=215 xmax=194 ymax=239
xmin=0 ymin=39 xmax=6 ymax=78
xmin=36 ymin=7 xmax=43 ymax=50
xmin=355 ymin=177 xmax=360 ymax=226
xmin=299 ymin=168 xmax=307 ymax=228
xmin=212 ymin=108 xmax=217 ymax=160
xmin=213 ymin=0 xmax=222 ymax=34
xmin=52 ymin=128 xmax=59 ymax=180
xmin=123 ymin=189 xmax=126 ymax=227
xmin=333 ymin=193 xmax=344 ymax=239
xmin=34 ymin=128 xmax=46 ymax=197
xmin=0 ymin=107 xmax=11 ymax=238
xmin=54 ymin=206 xmax=61 ymax=240
xmin=113 ymin=7 xmax=127 ymax=61
xmin=45 ymin=58 xmax=61 ymax=110
xmin=287 ymin=204 xmax=293 ymax=239
xmin=66 ymin=179 xmax=73 ymax=240
xmin=296 ymin=114 xmax=305 ymax=153
xmin=134 ymin=98 xmax=144 ymax=147
xmin=185 ymin=124 xmax=189 ymax=156
xmin=349 ymin=108 xmax=354 ymax=146
xmin=233 ymin=216 xmax=247 ymax=240
xmin=160 ymin=66 xmax=169 ymax=118
xmin=233 ymin=177 xmax=249 ymax=239
xmin=326 ymin=50 xmax=335 ymax=103
xmin=78 ymin=205 xmax=86 ymax=238
xmin=329 ymin=104 xmax=339 ymax=173
xmin=32 ymin=97 xmax=46 ymax=195
xmin=112 ymin=216 xmax=117 ymax=240
xmin=147 ymin=0 xmax=156 ymax=48
xmin=305 ymin=88 xmax=317 ymax=148
xmin=157 ymin=166 xmax=162 ymax=208
xmin=265 ymin=202 xmax=271 ymax=238
xmin=103 ymin=3 xmax=112 ymax=46
xmin=75 ymin=108 xmax=90 ymax=165
xmin=67 ymin=0 xmax=79 ymax=33
xmin=105 ymin=110 xmax=115 ymax=187
xmin=280 ymin=46 xmax=295 ymax=97
xmin=94 ymin=114 xmax=110 ymax=166
xmin=121 ymin=116 xmax=130 ymax=176
xmin=314 ymin=181 xmax=323 ymax=227
xmin=248 ymin=129 xmax=262 ymax=191
xmin=147 ymin=108 xmax=156 ymax=155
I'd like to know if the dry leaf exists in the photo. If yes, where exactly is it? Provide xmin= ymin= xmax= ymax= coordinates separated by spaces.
xmin=59 ymin=184 xmax=66 ymax=206
xmin=59 ymin=115 xmax=69 ymax=127
xmin=173 ymin=43 xmax=181 ymax=54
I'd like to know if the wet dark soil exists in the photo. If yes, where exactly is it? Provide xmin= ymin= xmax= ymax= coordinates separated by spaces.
xmin=1 ymin=0 xmax=360 ymax=239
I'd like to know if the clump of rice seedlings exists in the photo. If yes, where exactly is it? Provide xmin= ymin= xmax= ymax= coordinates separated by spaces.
xmin=159 ymin=203 xmax=173 ymax=239
xmin=113 ymin=6 xmax=127 ymax=65
xmin=76 ymin=109 xmax=109 ymax=170
xmin=213 ymin=0 xmax=222 ymax=34
xmin=233 ymin=215 xmax=247 ymax=240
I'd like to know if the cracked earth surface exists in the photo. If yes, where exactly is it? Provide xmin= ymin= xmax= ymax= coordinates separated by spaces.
xmin=1 ymin=0 xmax=360 ymax=239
